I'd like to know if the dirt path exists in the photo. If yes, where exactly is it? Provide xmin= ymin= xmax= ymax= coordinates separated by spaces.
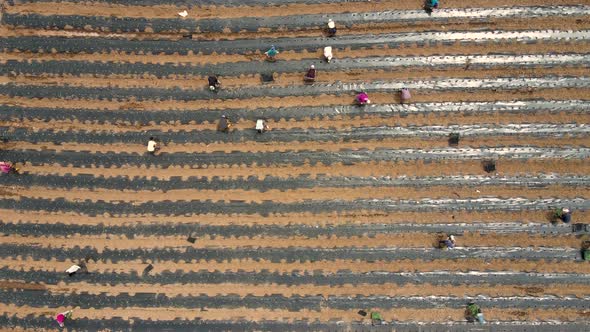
xmin=2 ymin=232 xmax=582 ymax=250
xmin=3 ymin=41 xmax=589 ymax=66
xmin=4 ymin=281 xmax=588 ymax=298
xmin=3 ymin=137 xmax=588 ymax=157
xmin=3 ymin=184 xmax=586 ymax=205
xmin=5 ymin=111 xmax=589 ymax=131
xmin=4 ymin=16 xmax=588 ymax=41
xmin=4 ymin=257 xmax=590 ymax=274
xmin=0 ymin=303 xmax=586 ymax=322
xmin=2 ymin=88 xmax=590 ymax=112
xmin=4 ymin=66 xmax=589 ymax=90
xmin=2 ymin=207 xmax=589 ymax=227
xmin=16 ymin=159 xmax=590 ymax=181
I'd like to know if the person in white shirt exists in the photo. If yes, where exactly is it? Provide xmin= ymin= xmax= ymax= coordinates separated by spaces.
xmin=256 ymin=119 xmax=270 ymax=133
xmin=327 ymin=19 xmax=337 ymax=37
xmin=147 ymin=137 xmax=159 ymax=154
xmin=66 ymin=265 xmax=81 ymax=277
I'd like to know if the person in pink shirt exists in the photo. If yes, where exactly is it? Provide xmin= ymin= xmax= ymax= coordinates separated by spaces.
xmin=356 ymin=92 xmax=371 ymax=105
xmin=0 ymin=162 xmax=14 ymax=174
xmin=55 ymin=310 xmax=73 ymax=327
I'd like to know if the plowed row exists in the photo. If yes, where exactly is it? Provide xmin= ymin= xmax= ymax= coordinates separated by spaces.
xmin=0 ymin=0 xmax=589 ymax=330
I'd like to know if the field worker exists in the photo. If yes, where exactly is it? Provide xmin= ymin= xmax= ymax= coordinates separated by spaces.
xmin=356 ymin=92 xmax=370 ymax=105
xmin=55 ymin=310 xmax=73 ymax=327
xmin=208 ymin=75 xmax=221 ymax=91
xmin=327 ymin=19 xmax=337 ymax=37
xmin=218 ymin=115 xmax=232 ymax=133
xmin=265 ymin=45 xmax=279 ymax=61
xmin=304 ymin=65 xmax=316 ymax=82
xmin=324 ymin=46 xmax=333 ymax=63
xmin=256 ymin=119 xmax=270 ymax=133
xmin=66 ymin=264 xmax=81 ymax=277
xmin=400 ymin=88 xmax=411 ymax=104
xmin=147 ymin=137 xmax=159 ymax=155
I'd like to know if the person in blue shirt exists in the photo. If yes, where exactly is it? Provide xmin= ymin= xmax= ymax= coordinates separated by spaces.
xmin=265 ymin=45 xmax=279 ymax=61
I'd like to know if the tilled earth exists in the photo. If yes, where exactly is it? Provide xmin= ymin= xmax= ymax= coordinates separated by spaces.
xmin=0 ymin=0 xmax=589 ymax=331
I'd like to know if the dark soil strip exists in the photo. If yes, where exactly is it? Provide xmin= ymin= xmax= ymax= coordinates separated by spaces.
xmin=2 ymin=30 xmax=588 ymax=55
xmin=1 ymin=100 xmax=587 ymax=125
xmin=2 ymin=77 xmax=588 ymax=102
xmin=1 ymin=172 xmax=586 ymax=193
xmin=4 ymin=6 xmax=589 ymax=33
xmin=1 ymin=147 xmax=587 ymax=168
xmin=0 ymin=315 xmax=585 ymax=332
xmin=4 ymin=54 xmax=589 ymax=78
xmin=2 ymin=124 xmax=586 ymax=145
xmin=0 ymin=220 xmax=575 ymax=238
xmin=0 ymin=288 xmax=587 ymax=311
xmin=1 ymin=267 xmax=586 ymax=287
xmin=0 ymin=243 xmax=584 ymax=263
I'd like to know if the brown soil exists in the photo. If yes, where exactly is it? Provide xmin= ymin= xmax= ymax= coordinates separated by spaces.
xmin=0 ymin=281 xmax=46 ymax=291
xmin=4 ymin=110 xmax=589 ymax=132
xmin=2 ymin=88 xmax=590 ymax=112
xmin=6 ymin=0 xmax=586 ymax=19
xmin=4 ymin=184 xmax=586 ymax=205
xmin=3 ymin=136 xmax=588 ymax=157
xmin=16 ymin=158 xmax=590 ymax=182
xmin=2 ymin=232 xmax=582 ymax=250
xmin=4 ymin=16 xmax=588 ymax=41
xmin=0 ymin=304 xmax=587 ymax=322
xmin=2 ymin=207 xmax=589 ymax=227
xmin=2 ymin=40 xmax=589 ymax=66
xmin=4 ymin=256 xmax=590 ymax=275
xmin=23 ymin=281 xmax=590 ymax=298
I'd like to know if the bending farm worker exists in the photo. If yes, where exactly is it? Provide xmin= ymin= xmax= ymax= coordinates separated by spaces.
xmin=265 ymin=45 xmax=279 ymax=61
xmin=304 ymin=65 xmax=316 ymax=82
xmin=218 ymin=115 xmax=232 ymax=133
xmin=55 ymin=310 xmax=73 ymax=327
xmin=147 ymin=137 xmax=159 ymax=155
xmin=208 ymin=75 xmax=221 ymax=91
xmin=0 ymin=162 xmax=13 ymax=174
xmin=66 ymin=264 xmax=81 ymax=277
xmin=324 ymin=46 xmax=333 ymax=63
xmin=555 ymin=208 xmax=572 ymax=223
xmin=400 ymin=88 xmax=411 ymax=104
xmin=356 ymin=92 xmax=371 ymax=105
xmin=256 ymin=119 xmax=270 ymax=133
xmin=327 ymin=19 xmax=337 ymax=37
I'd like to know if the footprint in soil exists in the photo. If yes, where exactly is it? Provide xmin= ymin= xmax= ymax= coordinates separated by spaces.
xmin=509 ymin=311 xmax=528 ymax=318
xmin=515 ymin=286 xmax=544 ymax=295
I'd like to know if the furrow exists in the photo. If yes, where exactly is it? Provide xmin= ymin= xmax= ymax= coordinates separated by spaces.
xmin=4 ymin=54 xmax=590 ymax=78
xmin=1 ymin=100 xmax=587 ymax=125
xmin=4 ymin=256 xmax=590 ymax=274
xmin=2 ymin=196 xmax=587 ymax=216
xmin=1 ymin=173 xmax=586 ymax=193
xmin=5 ymin=281 xmax=589 ymax=298
xmin=2 ymin=124 xmax=588 ymax=146
xmin=3 ymin=267 xmax=590 ymax=288
xmin=4 ymin=6 xmax=589 ymax=34
xmin=2 ymin=147 xmax=588 ymax=169
xmin=1 ymin=315 xmax=588 ymax=332
xmin=0 ymin=220 xmax=577 ymax=238
xmin=1 ymin=289 xmax=588 ymax=311
xmin=0 ymin=243 xmax=585 ymax=262
xmin=2 ymin=233 xmax=582 ymax=250
xmin=2 ymin=77 xmax=589 ymax=102
xmin=2 ymin=30 xmax=589 ymax=55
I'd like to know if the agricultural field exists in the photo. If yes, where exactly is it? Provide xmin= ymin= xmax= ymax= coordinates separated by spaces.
xmin=0 ymin=0 xmax=589 ymax=330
